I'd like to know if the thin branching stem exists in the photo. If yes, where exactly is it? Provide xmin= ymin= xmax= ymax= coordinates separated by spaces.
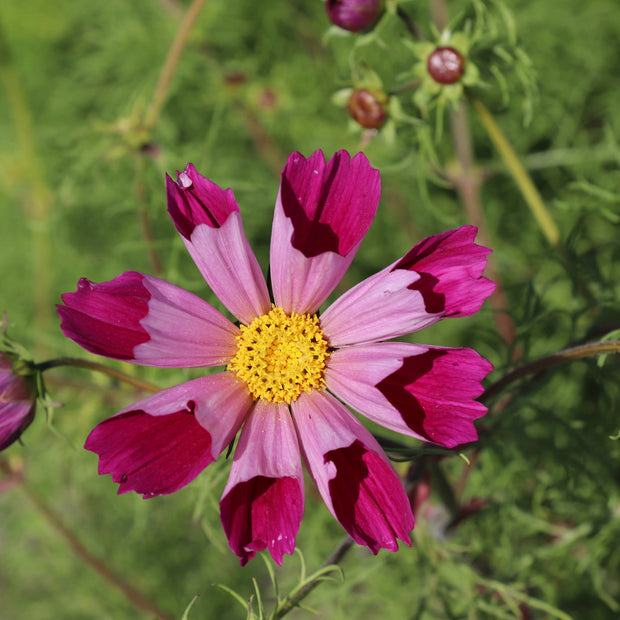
xmin=273 ymin=537 xmax=355 ymax=619
xmin=133 ymin=152 xmax=164 ymax=275
xmin=144 ymin=0 xmax=209 ymax=130
xmin=453 ymin=339 xmax=620 ymax=500
xmin=482 ymin=340 xmax=620 ymax=404
xmin=36 ymin=357 xmax=160 ymax=394
xmin=0 ymin=457 xmax=175 ymax=620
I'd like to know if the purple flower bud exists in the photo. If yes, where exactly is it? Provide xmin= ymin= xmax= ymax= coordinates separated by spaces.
xmin=427 ymin=46 xmax=466 ymax=84
xmin=347 ymin=88 xmax=387 ymax=129
xmin=0 ymin=353 xmax=36 ymax=451
xmin=326 ymin=0 xmax=383 ymax=33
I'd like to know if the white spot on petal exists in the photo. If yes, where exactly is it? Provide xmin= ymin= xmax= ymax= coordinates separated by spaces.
xmin=178 ymin=172 xmax=193 ymax=189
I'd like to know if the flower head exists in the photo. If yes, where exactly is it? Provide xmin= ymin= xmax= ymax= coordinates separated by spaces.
xmin=409 ymin=31 xmax=481 ymax=113
xmin=325 ymin=0 xmax=384 ymax=33
xmin=347 ymin=88 xmax=388 ymax=129
xmin=58 ymin=150 xmax=494 ymax=566
xmin=0 ymin=352 xmax=37 ymax=451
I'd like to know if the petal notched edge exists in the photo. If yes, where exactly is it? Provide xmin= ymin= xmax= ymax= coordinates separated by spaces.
xmin=279 ymin=150 xmax=380 ymax=257
xmin=220 ymin=476 xmax=303 ymax=567
xmin=394 ymin=225 xmax=495 ymax=317
xmin=220 ymin=401 xmax=304 ymax=566
xmin=84 ymin=374 xmax=252 ymax=498
xmin=326 ymin=343 xmax=493 ymax=448
xmin=325 ymin=439 xmax=414 ymax=553
xmin=291 ymin=391 xmax=413 ymax=554
xmin=85 ymin=404 xmax=214 ymax=498
xmin=270 ymin=150 xmax=381 ymax=314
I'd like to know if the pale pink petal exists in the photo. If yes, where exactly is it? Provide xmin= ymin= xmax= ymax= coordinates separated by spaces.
xmin=84 ymin=372 xmax=252 ymax=498
xmin=167 ymin=167 xmax=270 ymax=324
xmin=220 ymin=400 xmax=303 ymax=566
xmin=58 ymin=272 xmax=238 ymax=367
xmin=135 ymin=275 xmax=238 ymax=366
xmin=321 ymin=226 xmax=494 ymax=346
xmin=320 ymin=264 xmax=429 ymax=346
xmin=291 ymin=390 xmax=414 ymax=553
xmin=326 ymin=343 xmax=492 ymax=447
xmin=270 ymin=150 xmax=380 ymax=314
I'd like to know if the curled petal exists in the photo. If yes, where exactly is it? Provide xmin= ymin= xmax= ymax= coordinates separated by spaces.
xmin=58 ymin=272 xmax=150 ymax=360
xmin=166 ymin=163 xmax=239 ymax=235
xmin=220 ymin=401 xmax=303 ymax=566
xmin=85 ymin=373 xmax=252 ymax=498
xmin=326 ymin=343 xmax=492 ymax=447
xmin=321 ymin=226 xmax=494 ymax=346
xmin=167 ymin=166 xmax=270 ymax=324
xmin=270 ymin=150 xmax=380 ymax=314
xmin=58 ymin=272 xmax=238 ymax=367
xmin=291 ymin=390 xmax=413 ymax=553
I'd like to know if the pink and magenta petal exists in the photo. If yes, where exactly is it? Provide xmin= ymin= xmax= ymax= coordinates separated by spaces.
xmin=321 ymin=226 xmax=494 ymax=346
xmin=270 ymin=150 xmax=381 ymax=314
xmin=58 ymin=272 xmax=239 ymax=367
xmin=167 ymin=166 xmax=270 ymax=324
xmin=58 ymin=272 xmax=150 ymax=360
xmin=326 ymin=343 xmax=492 ymax=448
xmin=394 ymin=225 xmax=495 ymax=318
xmin=220 ymin=400 xmax=304 ymax=566
xmin=85 ymin=373 xmax=252 ymax=498
xmin=166 ymin=163 xmax=239 ymax=236
xmin=291 ymin=390 xmax=414 ymax=553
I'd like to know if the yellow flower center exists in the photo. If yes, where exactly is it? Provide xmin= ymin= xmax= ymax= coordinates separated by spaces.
xmin=227 ymin=307 xmax=330 ymax=404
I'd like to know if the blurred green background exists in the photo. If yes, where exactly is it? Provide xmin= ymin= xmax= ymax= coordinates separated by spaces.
xmin=1 ymin=0 xmax=619 ymax=618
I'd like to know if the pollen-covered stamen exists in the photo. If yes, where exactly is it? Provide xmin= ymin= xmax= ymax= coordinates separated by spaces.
xmin=228 ymin=307 xmax=330 ymax=404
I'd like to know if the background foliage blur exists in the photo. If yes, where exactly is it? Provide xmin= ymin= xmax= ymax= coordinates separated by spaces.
xmin=0 ymin=0 xmax=619 ymax=618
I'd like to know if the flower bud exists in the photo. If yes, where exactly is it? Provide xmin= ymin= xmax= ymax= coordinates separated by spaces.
xmin=326 ymin=0 xmax=383 ymax=33
xmin=347 ymin=88 xmax=387 ymax=129
xmin=0 ymin=353 xmax=36 ymax=451
xmin=427 ymin=46 xmax=465 ymax=85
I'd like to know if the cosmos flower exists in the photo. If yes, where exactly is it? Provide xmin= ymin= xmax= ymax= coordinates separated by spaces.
xmin=58 ymin=150 xmax=494 ymax=566
xmin=0 ymin=352 xmax=37 ymax=451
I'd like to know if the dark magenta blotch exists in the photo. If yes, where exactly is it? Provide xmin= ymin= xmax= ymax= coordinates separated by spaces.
xmin=85 ymin=404 xmax=214 ymax=498
xmin=58 ymin=272 xmax=151 ymax=360
xmin=220 ymin=475 xmax=302 ymax=566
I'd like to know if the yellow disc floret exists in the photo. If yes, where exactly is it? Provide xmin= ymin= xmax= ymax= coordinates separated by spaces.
xmin=227 ymin=307 xmax=330 ymax=404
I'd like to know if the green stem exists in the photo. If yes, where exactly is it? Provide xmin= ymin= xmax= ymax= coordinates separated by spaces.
xmin=0 ymin=457 xmax=175 ymax=620
xmin=482 ymin=340 xmax=620 ymax=404
xmin=469 ymin=95 xmax=561 ymax=246
xmin=273 ymin=537 xmax=354 ymax=619
xmin=36 ymin=357 xmax=160 ymax=394
xmin=143 ymin=0 xmax=209 ymax=130
xmin=134 ymin=152 xmax=163 ymax=275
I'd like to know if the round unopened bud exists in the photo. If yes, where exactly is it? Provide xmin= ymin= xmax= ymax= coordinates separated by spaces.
xmin=347 ymin=89 xmax=387 ymax=129
xmin=326 ymin=0 xmax=383 ymax=33
xmin=427 ymin=46 xmax=465 ymax=85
